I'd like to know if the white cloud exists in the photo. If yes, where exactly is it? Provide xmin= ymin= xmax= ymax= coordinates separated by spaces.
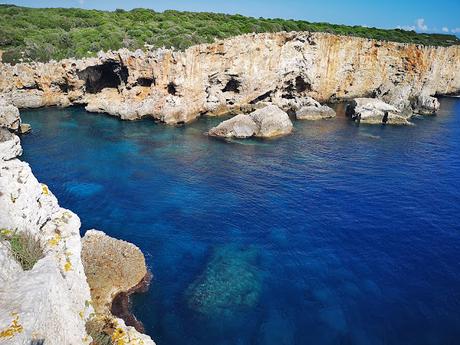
xmin=78 ymin=0 xmax=85 ymax=5
xmin=416 ymin=18 xmax=428 ymax=31
xmin=452 ymin=28 xmax=460 ymax=33
xmin=442 ymin=27 xmax=449 ymax=33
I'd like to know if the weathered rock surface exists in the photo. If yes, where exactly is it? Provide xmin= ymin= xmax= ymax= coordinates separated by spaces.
xmin=296 ymin=104 xmax=336 ymax=120
xmin=81 ymin=229 xmax=148 ymax=315
xmin=346 ymin=98 xmax=412 ymax=125
xmin=412 ymin=94 xmax=441 ymax=115
xmin=208 ymin=114 xmax=258 ymax=138
xmin=0 ymin=134 xmax=91 ymax=345
xmin=0 ymin=128 xmax=22 ymax=160
xmin=209 ymin=105 xmax=293 ymax=139
xmin=0 ymin=135 xmax=155 ymax=345
xmin=0 ymin=31 xmax=458 ymax=124
xmin=0 ymin=102 xmax=21 ymax=132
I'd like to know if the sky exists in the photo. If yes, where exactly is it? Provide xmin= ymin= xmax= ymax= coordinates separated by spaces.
xmin=2 ymin=0 xmax=460 ymax=35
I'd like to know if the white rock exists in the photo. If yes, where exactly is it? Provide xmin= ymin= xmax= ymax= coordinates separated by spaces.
xmin=208 ymin=114 xmax=258 ymax=138
xmin=296 ymin=105 xmax=336 ymax=120
xmin=249 ymin=105 xmax=293 ymax=138
xmin=0 ymin=129 xmax=22 ymax=161
xmin=0 ymin=103 xmax=20 ymax=131
xmin=347 ymin=98 xmax=411 ymax=125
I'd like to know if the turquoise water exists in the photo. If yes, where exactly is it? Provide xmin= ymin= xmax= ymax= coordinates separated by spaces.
xmin=20 ymin=98 xmax=460 ymax=345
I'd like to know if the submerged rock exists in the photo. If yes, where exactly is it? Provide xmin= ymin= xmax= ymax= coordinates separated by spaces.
xmin=346 ymin=98 xmax=411 ymax=125
xmin=186 ymin=245 xmax=262 ymax=317
xmin=208 ymin=105 xmax=293 ymax=139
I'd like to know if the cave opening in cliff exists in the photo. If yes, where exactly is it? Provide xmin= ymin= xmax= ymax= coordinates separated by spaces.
xmin=77 ymin=61 xmax=128 ymax=94
xmin=167 ymin=82 xmax=177 ymax=95
xmin=295 ymin=76 xmax=311 ymax=93
xmin=222 ymin=78 xmax=241 ymax=93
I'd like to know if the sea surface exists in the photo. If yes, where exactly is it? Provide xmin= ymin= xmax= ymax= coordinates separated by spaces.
xmin=20 ymin=98 xmax=460 ymax=345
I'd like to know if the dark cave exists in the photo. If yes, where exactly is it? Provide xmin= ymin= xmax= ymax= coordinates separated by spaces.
xmin=77 ymin=61 xmax=128 ymax=94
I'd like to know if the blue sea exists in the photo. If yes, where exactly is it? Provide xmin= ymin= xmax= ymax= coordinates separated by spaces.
xmin=20 ymin=98 xmax=460 ymax=345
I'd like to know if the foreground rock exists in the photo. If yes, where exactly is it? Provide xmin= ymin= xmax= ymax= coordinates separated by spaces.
xmin=0 ymin=134 xmax=154 ymax=344
xmin=0 ymin=31 xmax=458 ymax=124
xmin=81 ymin=230 xmax=149 ymax=316
xmin=0 ymin=133 xmax=91 ymax=345
xmin=346 ymin=98 xmax=412 ymax=125
xmin=208 ymin=105 xmax=293 ymax=139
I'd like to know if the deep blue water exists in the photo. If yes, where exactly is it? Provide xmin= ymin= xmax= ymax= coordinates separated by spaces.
xmin=20 ymin=98 xmax=460 ymax=345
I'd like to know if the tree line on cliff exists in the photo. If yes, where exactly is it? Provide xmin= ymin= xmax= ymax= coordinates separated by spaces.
xmin=1 ymin=5 xmax=459 ymax=64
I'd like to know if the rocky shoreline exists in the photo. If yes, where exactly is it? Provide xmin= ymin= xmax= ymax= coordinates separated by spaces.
xmin=0 ymin=130 xmax=154 ymax=344
xmin=0 ymin=31 xmax=458 ymax=129
xmin=0 ymin=29 xmax=459 ymax=344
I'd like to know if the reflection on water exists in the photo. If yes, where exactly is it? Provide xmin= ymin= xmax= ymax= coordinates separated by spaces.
xmin=20 ymin=98 xmax=460 ymax=345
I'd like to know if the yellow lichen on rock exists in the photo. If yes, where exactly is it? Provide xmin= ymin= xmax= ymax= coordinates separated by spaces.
xmin=0 ymin=313 xmax=23 ymax=339
xmin=48 ymin=233 xmax=61 ymax=246
xmin=41 ymin=183 xmax=49 ymax=195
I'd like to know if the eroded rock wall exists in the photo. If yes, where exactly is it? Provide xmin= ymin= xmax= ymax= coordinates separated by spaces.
xmin=0 ymin=31 xmax=459 ymax=124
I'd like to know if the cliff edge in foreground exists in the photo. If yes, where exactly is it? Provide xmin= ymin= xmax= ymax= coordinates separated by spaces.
xmin=0 ymin=129 xmax=154 ymax=345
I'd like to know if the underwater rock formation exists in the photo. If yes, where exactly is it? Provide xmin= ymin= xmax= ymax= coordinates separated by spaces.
xmin=186 ymin=245 xmax=262 ymax=317
xmin=0 ymin=31 xmax=458 ymax=124
xmin=208 ymin=105 xmax=293 ymax=139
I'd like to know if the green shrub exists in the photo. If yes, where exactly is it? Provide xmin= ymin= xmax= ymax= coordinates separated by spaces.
xmin=0 ymin=4 xmax=459 ymax=64
xmin=0 ymin=230 xmax=44 ymax=271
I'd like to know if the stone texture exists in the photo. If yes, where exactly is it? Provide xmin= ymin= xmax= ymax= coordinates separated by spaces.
xmin=0 ymin=128 xmax=22 ymax=161
xmin=296 ymin=104 xmax=336 ymax=120
xmin=0 ymin=102 xmax=21 ymax=132
xmin=250 ymin=105 xmax=293 ymax=137
xmin=81 ymin=229 xmax=148 ymax=316
xmin=0 ymin=32 xmax=458 ymax=124
xmin=346 ymin=98 xmax=412 ymax=125
xmin=208 ymin=114 xmax=258 ymax=138
xmin=412 ymin=94 xmax=441 ymax=115
xmin=209 ymin=105 xmax=293 ymax=139
xmin=0 ymin=136 xmax=92 ymax=345
xmin=0 ymin=135 xmax=155 ymax=345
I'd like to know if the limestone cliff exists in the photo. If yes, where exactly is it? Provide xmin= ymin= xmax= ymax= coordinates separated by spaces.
xmin=0 ymin=130 xmax=154 ymax=345
xmin=0 ymin=31 xmax=458 ymax=124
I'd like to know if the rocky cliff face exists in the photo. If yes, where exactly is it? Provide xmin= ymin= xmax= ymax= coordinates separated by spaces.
xmin=0 ymin=31 xmax=459 ymax=124
xmin=0 ymin=130 xmax=155 ymax=345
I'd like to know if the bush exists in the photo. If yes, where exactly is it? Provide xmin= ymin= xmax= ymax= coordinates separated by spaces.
xmin=0 ymin=229 xmax=44 ymax=271
xmin=1 ymin=4 xmax=459 ymax=64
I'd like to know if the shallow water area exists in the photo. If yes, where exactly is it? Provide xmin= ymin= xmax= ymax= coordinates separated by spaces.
xmin=20 ymin=98 xmax=460 ymax=345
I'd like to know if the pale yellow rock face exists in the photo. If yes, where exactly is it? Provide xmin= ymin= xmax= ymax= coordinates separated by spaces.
xmin=0 ymin=31 xmax=459 ymax=124
xmin=81 ymin=229 xmax=148 ymax=315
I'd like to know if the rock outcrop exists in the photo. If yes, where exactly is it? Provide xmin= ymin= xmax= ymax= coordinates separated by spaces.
xmin=346 ymin=98 xmax=412 ymax=125
xmin=0 ymin=31 xmax=458 ymax=125
xmin=295 ymin=97 xmax=336 ymax=120
xmin=82 ymin=229 xmax=152 ymax=335
xmin=0 ymin=132 xmax=154 ymax=345
xmin=208 ymin=105 xmax=293 ymax=139
xmin=0 ymin=101 xmax=20 ymax=132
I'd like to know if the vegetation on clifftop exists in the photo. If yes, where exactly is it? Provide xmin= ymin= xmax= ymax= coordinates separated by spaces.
xmin=1 ymin=4 xmax=459 ymax=63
